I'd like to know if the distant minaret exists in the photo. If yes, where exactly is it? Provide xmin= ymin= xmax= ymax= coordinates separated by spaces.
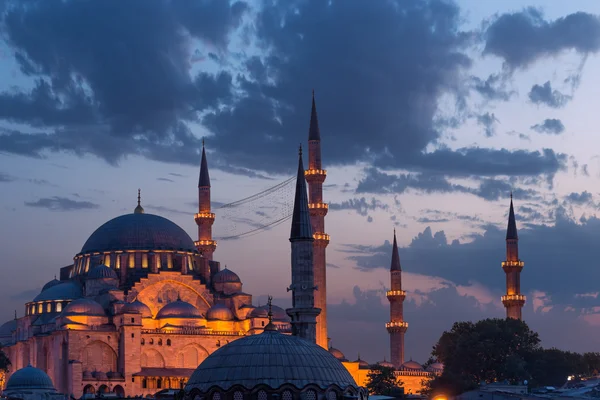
xmin=286 ymin=146 xmax=321 ymax=343
xmin=501 ymin=194 xmax=525 ymax=320
xmin=194 ymin=140 xmax=216 ymax=260
xmin=386 ymin=229 xmax=407 ymax=367
xmin=305 ymin=91 xmax=329 ymax=349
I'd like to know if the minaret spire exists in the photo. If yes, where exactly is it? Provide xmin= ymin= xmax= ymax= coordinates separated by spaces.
xmin=305 ymin=91 xmax=329 ymax=349
xmin=134 ymin=189 xmax=144 ymax=214
xmin=287 ymin=146 xmax=321 ymax=343
xmin=195 ymin=140 xmax=216 ymax=260
xmin=387 ymin=229 xmax=407 ymax=367
xmin=501 ymin=194 xmax=525 ymax=320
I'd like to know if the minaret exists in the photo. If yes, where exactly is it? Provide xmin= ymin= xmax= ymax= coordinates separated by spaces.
xmin=194 ymin=140 xmax=216 ymax=260
xmin=305 ymin=91 xmax=329 ymax=349
xmin=386 ymin=229 xmax=407 ymax=367
xmin=286 ymin=146 xmax=321 ymax=343
xmin=501 ymin=194 xmax=526 ymax=319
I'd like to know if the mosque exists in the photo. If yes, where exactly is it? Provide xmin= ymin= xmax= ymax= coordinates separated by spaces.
xmin=0 ymin=94 xmax=525 ymax=399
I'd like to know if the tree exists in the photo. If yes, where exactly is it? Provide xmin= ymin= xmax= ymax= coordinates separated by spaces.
xmin=0 ymin=346 xmax=10 ymax=372
xmin=366 ymin=365 xmax=403 ymax=395
xmin=425 ymin=318 xmax=541 ymax=396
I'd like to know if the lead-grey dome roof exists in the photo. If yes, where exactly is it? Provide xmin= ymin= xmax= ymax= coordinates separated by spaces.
xmin=156 ymin=299 xmax=202 ymax=319
xmin=62 ymin=298 xmax=105 ymax=317
xmin=6 ymin=365 xmax=56 ymax=392
xmin=88 ymin=264 xmax=118 ymax=280
xmin=185 ymin=330 xmax=359 ymax=393
xmin=80 ymin=213 xmax=196 ymax=254
xmin=42 ymin=278 xmax=61 ymax=292
xmin=33 ymin=281 xmax=82 ymax=302
xmin=122 ymin=300 xmax=152 ymax=318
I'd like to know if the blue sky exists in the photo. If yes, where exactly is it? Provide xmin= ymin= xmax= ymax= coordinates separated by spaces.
xmin=2 ymin=0 xmax=600 ymax=363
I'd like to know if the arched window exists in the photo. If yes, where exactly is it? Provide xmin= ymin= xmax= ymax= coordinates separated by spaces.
xmin=142 ymin=379 xmax=147 ymax=389
xmin=234 ymin=391 xmax=244 ymax=400
xmin=157 ymin=378 xmax=162 ymax=389
xmin=149 ymin=338 xmax=154 ymax=345
xmin=166 ymin=339 xmax=171 ymax=346
xmin=38 ymin=303 xmax=43 ymax=313
xmin=158 ymin=339 xmax=163 ymax=346
xmin=282 ymin=391 xmax=292 ymax=400
xmin=257 ymin=391 xmax=267 ymax=400
xmin=56 ymin=302 xmax=62 ymax=312
xmin=46 ymin=303 xmax=51 ymax=312
xmin=141 ymin=338 xmax=145 ymax=345
xmin=212 ymin=392 xmax=221 ymax=400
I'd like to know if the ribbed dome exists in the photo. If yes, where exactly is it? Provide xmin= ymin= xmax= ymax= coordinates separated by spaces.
xmin=156 ymin=300 xmax=202 ymax=319
xmin=212 ymin=268 xmax=241 ymax=284
xmin=185 ymin=330 xmax=359 ymax=393
xmin=401 ymin=360 xmax=424 ymax=371
xmin=206 ymin=303 xmax=235 ymax=321
xmin=6 ymin=365 xmax=56 ymax=392
xmin=80 ymin=213 xmax=196 ymax=254
xmin=88 ymin=264 xmax=118 ymax=280
xmin=42 ymin=278 xmax=61 ymax=292
xmin=329 ymin=347 xmax=347 ymax=361
xmin=34 ymin=281 xmax=82 ymax=302
xmin=122 ymin=300 xmax=152 ymax=318
xmin=62 ymin=298 xmax=105 ymax=317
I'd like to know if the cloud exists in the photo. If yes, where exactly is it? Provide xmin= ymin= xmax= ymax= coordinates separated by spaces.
xmin=10 ymin=288 xmax=41 ymax=302
xmin=471 ymin=73 xmax=514 ymax=101
xmin=0 ymin=172 xmax=16 ymax=182
xmin=145 ymin=204 xmax=190 ymax=216
xmin=329 ymin=197 xmax=389 ymax=217
xmin=157 ymin=177 xmax=175 ymax=183
xmin=528 ymin=81 xmax=571 ymax=108
xmin=24 ymin=196 xmax=99 ymax=211
xmin=566 ymin=191 xmax=594 ymax=206
xmin=531 ymin=119 xmax=565 ymax=135
xmin=484 ymin=8 xmax=600 ymax=69
xmin=476 ymin=112 xmax=499 ymax=137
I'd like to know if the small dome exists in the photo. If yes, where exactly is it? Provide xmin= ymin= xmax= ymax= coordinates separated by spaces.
xmin=401 ymin=360 xmax=424 ymax=371
xmin=88 ymin=264 xmax=118 ymax=280
xmin=206 ymin=303 xmax=235 ymax=321
xmin=185 ymin=329 xmax=360 ymax=393
xmin=249 ymin=304 xmax=289 ymax=321
xmin=355 ymin=358 xmax=370 ymax=368
xmin=426 ymin=362 xmax=444 ymax=372
xmin=156 ymin=300 xmax=202 ymax=319
xmin=378 ymin=360 xmax=394 ymax=368
xmin=122 ymin=300 xmax=152 ymax=318
xmin=249 ymin=306 xmax=268 ymax=318
xmin=329 ymin=347 xmax=348 ymax=361
xmin=213 ymin=268 xmax=241 ymax=284
xmin=62 ymin=298 xmax=105 ymax=317
xmin=42 ymin=278 xmax=61 ymax=292
xmin=6 ymin=365 xmax=56 ymax=392
xmin=34 ymin=281 xmax=82 ymax=302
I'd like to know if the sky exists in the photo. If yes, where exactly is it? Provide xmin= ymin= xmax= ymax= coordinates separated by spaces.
xmin=2 ymin=0 xmax=600 ymax=364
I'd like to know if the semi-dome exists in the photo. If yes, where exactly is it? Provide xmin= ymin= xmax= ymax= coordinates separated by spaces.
xmin=62 ymin=298 xmax=105 ymax=317
xmin=88 ymin=264 xmax=118 ymax=280
xmin=329 ymin=347 xmax=348 ymax=361
xmin=185 ymin=329 xmax=360 ymax=393
xmin=206 ymin=303 xmax=235 ymax=321
xmin=5 ymin=365 xmax=56 ymax=392
xmin=80 ymin=213 xmax=196 ymax=254
xmin=34 ymin=281 xmax=82 ymax=302
xmin=122 ymin=300 xmax=152 ymax=318
xmin=42 ymin=278 xmax=61 ymax=292
xmin=156 ymin=299 xmax=202 ymax=319
xmin=212 ymin=268 xmax=241 ymax=284
xmin=401 ymin=360 xmax=424 ymax=371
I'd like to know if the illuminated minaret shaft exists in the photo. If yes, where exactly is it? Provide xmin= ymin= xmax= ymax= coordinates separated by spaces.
xmin=305 ymin=91 xmax=329 ymax=349
xmin=386 ymin=230 xmax=407 ymax=367
xmin=195 ymin=141 xmax=216 ymax=260
xmin=501 ymin=194 xmax=525 ymax=320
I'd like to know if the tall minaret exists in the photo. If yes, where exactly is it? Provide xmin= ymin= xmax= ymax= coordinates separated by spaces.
xmin=386 ymin=230 xmax=407 ymax=367
xmin=501 ymin=194 xmax=525 ymax=320
xmin=286 ymin=146 xmax=321 ymax=343
xmin=194 ymin=141 xmax=216 ymax=260
xmin=305 ymin=91 xmax=329 ymax=349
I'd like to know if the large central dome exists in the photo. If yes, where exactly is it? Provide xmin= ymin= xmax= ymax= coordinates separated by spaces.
xmin=80 ymin=213 xmax=196 ymax=254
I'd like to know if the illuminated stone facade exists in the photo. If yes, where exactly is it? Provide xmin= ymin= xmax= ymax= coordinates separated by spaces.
xmin=0 ymin=147 xmax=291 ymax=399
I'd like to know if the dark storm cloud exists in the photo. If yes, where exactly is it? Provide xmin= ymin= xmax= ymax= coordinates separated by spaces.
xmin=471 ymin=73 xmax=514 ymax=101
xmin=484 ymin=8 xmax=600 ymax=69
xmin=342 ymin=207 xmax=600 ymax=305
xmin=476 ymin=112 xmax=499 ymax=137
xmin=24 ymin=196 xmax=99 ymax=211
xmin=531 ymin=119 xmax=565 ymax=135
xmin=329 ymin=197 xmax=389 ymax=217
xmin=528 ymin=81 xmax=571 ymax=108
xmin=566 ymin=191 xmax=594 ymax=206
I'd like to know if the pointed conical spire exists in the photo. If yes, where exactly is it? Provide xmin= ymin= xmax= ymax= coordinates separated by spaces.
xmin=506 ymin=193 xmax=518 ymax=240
xmin=199 ymin=139 xmax=210 ymax=188
xmin=308 ymin=90 xmax=321 ymax=141
xmin=134 ymin=189 xmax=144 ymax=214
xmin=290 ymin=145 xmax=313 ymax=240
xmin=391 ymin=228 xmax=401 ymax=271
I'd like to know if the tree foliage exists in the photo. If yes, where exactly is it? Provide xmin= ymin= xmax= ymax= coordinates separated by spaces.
xmin=366 ymin=365 xmax=403 ymax=395
xmin=0 ymin=346 xmax=10 ymax=372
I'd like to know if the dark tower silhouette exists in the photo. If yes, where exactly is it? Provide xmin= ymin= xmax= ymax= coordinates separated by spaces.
xmin=305 ymin=91 xmax=329 ymax=349
xmin=195 ymin=141 xmax=216 ymax=260
xmin=386 ymin=230 xmax=407 ymax=367
xmin=286 ymin=146 xmax=321 ymax=343
xmin=502 ymin=194 xmax=525 ymax=319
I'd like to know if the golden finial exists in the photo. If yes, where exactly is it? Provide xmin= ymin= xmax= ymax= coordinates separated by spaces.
xmin=134 ymin=189 xmax=145 ymax=214
xmin=137 ymin=189 xmax=141 ymax=206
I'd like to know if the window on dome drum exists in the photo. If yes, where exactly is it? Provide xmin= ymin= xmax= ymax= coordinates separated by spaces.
xmin=305 ymin=390 xmax=316 ymax=400
xmin=38 ymin=303 xmax=43 ymax=313
xmin=46 ymin=303 xmax=51 ymax=312
xmin=234 ymin=391 xmax=243 ymax=400
xmin=212 ymin=392 xmax=221 ymax=400
xmin=258 ymin=391 xmax=267 ymax=400
xmin=142 ymin=253 xmax=148 ymax=268
xmin=56 ymin=302 xmax=62 ymax=312
xmin=283 ymin=391 xmax=292 ymax=400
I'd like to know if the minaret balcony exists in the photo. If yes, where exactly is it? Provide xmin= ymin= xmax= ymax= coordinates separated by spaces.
xmin=195 ymin=240 xmax=217 ymax=250
xmin=313 ymin=233 xmax=330 ymax=246
xmin=309 ymin=202 xmax=329 ymax=217
xmin=501 ymin=294 xmax=526 ymax=307
xmin=386 ymin=321 xmax=408 ymax=333
xmin=386 ymin=290 xmax=406 ymax=300
xmin=194 ymin=212 xmax=215 ymax=224
xmin=502 ymin=260 xmax=524 ymax=272
xmin=305 ymin=169 xmax=327 ymax=183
